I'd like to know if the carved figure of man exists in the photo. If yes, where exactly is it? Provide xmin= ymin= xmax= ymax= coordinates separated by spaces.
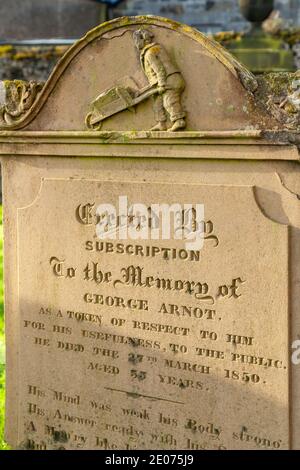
xmin=133 ymin=29 xmax=186 ymax=132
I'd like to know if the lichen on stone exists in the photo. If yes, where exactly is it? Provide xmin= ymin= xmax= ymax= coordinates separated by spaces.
xmin=212 ymin=31 xmax=244 ymax=45
xmin=254 ymin=71 xmax=300 ymax=129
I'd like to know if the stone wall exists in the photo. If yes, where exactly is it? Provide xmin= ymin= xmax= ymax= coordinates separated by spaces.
xmin=1 ymin=1 xmax=299 ymax=40
xmin=109 ymin=0 xmax=300 ymax=33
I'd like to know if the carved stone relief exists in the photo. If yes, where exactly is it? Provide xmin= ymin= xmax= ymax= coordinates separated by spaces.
xmin=0 ymin=80 xmax=43 ymax=127
xmin=86 ymin=29 xmax=186 ymax=132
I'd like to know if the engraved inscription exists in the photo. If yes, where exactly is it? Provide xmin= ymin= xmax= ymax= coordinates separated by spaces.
xmin=16 ymin=181 xmax=290 ymax=450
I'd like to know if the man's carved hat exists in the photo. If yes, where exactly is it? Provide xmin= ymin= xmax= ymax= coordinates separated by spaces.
xmin=133 ymin=28 xmax=155 ymax=46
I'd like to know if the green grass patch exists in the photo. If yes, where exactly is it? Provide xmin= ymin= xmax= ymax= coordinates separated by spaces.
xmin=0 ymin=205 xmax=9 ymax=449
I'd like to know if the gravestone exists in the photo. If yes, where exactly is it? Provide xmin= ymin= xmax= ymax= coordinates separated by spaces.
xmin=0 ymin=0 xmax=106 ymax=40
xmin=0 ymin=15 xmax=300 ymax=450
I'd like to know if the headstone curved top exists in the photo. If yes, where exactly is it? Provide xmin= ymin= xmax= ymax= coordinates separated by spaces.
xmin=0 ymin=15 xmax=279 ymax=133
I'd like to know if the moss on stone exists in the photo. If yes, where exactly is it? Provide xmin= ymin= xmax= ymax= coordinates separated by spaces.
xmin=212 ymin=31 xmax=244 ymax=45
xmin=274 ymin=29 xmax=300 ymax=46
xmin=212 ymin=28 xmax=300 ymax=48
xmin=0 ymin=45 xmax=13 ymax=58
xmin=257 ymin=71 xmax=299 ymax=98
xmin=0 ymin=46 xmax=68 ymax=61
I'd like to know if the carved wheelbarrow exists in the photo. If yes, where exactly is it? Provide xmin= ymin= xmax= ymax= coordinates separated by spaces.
xmin=85 ymin=83 xmax=158 ymax=130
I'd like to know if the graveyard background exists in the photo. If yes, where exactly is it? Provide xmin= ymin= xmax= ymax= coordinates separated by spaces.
xmin=0 ymin=0 xmax=300 ymax=450
xmin=1 ymin=0 xmax=300 ymax=83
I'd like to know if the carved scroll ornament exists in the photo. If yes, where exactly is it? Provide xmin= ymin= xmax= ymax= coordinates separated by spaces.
xmin=0 ymin=80 xmax=44 ymax=128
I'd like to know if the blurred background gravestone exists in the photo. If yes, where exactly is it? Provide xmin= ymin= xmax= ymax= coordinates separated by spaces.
xmin=0 ymin=0 xmax=107 ymax=40
xmin=0 ymin=0 xmax=107 ymax=81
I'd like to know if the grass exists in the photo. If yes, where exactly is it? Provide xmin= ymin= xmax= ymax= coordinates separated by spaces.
xmin=0 ymin=205 xmax=9 ymax=450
